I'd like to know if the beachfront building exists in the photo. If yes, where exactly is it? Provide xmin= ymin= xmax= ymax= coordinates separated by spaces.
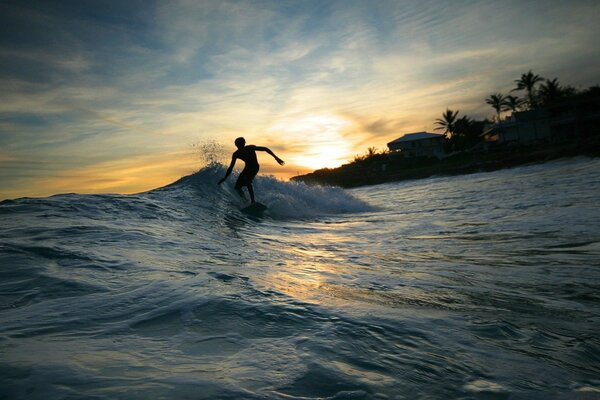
xmin=482 ymin=109 xmax=550 ymax=145
xmin=545 ymin=95 xmax=600 ymax=142
xmin=483 ymin=94 xmax=600 ymax=146
xmin=387 ymin=132 xmax=445 ymax=158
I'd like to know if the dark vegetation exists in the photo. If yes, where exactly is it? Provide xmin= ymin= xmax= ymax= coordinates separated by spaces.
xmin=293 ymin=71 xmax=600 ymax=188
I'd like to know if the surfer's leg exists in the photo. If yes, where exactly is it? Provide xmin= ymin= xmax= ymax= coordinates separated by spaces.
xmin=234 ymin=180 xmax=247 ymax=200
xmin=247 ymin=184 xmax=255 ymax=203
xmin=246 ymin=167 xmax=258 ymax=204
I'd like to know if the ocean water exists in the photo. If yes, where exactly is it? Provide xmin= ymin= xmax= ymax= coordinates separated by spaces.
xmin=1 ymin=157 xmax=599 ymax=400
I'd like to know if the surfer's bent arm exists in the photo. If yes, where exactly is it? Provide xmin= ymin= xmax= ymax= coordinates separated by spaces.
xmin=255 ymin=146 xmax=285 ymax=165
xmin=218 ymin=156 xmax=237 ymax=184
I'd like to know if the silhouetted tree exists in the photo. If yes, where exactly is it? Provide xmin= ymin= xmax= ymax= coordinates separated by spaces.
xmin=561 ymin=85 xmax=578 ymax=99
xmin=353 ymin=146 xmax=385 ymax=164
xmin=503 ymin=95 xmax=525 ymax=113
xmin=453 ymin=115 xmax=472 ymax=137
xmin=512 ymin=70 xmax=544 ymax=109
xmin=538 ymin=78 xmax=563 ymax=106
xmin=579 ymin=85 xmax=600 ymax=99
xmin=485 ymin=93 xmax=507 ymax=122
xmin=537 ymin=78 xmax=580 ymax=106
xmin=452 ymin=115 xmax=486 ymax=150
xmin=448 ymin=115 xmax=485 ymax=151
xmin=435 ymin=109 xmax=460 ymax=137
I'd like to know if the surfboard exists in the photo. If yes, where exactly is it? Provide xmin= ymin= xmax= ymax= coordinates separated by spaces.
xmin=240 ymin=202 xmax=267 ymax=216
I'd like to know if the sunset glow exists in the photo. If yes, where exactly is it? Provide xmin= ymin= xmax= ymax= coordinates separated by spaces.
xmin=1 ymin=1 xmax=599 ymax=199
xmin=269 ymin=114 xmax=355 ymax=170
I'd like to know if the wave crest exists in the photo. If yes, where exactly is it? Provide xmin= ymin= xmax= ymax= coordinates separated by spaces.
xmin=155 ymin=164 xmax=373 ymax=218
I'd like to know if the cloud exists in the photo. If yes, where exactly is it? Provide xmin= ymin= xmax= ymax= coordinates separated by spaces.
xmin=1 ymin=0 xmax=600 ymax=199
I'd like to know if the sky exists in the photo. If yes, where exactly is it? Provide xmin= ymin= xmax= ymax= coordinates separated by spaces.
xmin=1 ymin=0 xmax=599 ymax=199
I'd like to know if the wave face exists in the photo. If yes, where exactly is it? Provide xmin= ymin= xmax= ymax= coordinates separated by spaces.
xmin=1 ymin=158 xmax=599 ymax=399
xmin=157 ymin=163 xmax=374 ymax=218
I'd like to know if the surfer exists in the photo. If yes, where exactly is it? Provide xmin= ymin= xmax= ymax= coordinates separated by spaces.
xmin=218 ymin=137 xmax=285 ymax=203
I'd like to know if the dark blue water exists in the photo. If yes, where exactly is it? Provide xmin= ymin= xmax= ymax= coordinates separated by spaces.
xmin=1 ymin=158 xmax=599 ymax=399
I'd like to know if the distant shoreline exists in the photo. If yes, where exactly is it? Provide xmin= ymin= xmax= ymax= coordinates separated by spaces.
xmin=291 ymin=139 xmax=600 ymax=188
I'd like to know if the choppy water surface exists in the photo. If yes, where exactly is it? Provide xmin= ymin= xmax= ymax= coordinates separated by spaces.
xmin=1 ymin=158 xmax=599 ymax=399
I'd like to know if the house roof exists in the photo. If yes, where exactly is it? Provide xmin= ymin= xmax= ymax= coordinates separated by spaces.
xmin=387 ymin=132 xmax=444 ymax=145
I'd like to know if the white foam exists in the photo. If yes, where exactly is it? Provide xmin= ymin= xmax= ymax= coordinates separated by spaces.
xmin=464 ymin=379 xmax=507 ymax=393
xmin=156 ymin=164 xmax=373 ymax=218
xmin=254 ymin=175 xmax=373 ymax=218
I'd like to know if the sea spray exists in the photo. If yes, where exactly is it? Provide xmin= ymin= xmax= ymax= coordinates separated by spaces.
xmin=190 ymin=139 xmax=228 ymax=168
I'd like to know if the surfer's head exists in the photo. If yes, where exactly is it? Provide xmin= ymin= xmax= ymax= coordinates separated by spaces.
xmin=234 ymin=137 xmax=246 ymax=149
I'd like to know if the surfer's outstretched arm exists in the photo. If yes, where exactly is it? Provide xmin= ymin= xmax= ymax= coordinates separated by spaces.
xmin=218 ymin=155 xmax=237 ymax=184
xmin=255 ymin=146 xmax=285 ymax=165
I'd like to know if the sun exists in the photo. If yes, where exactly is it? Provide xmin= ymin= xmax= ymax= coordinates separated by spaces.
xmin=291 ymin=144 xmax=348 ymax=170
xmin=269 ymin=114 xmax=355 ymax=171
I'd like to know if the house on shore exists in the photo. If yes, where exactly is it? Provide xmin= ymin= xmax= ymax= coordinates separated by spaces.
xmin=483 ymin=94 xmax=600 ymax=146
xmin=482 ymin=109 xmax=550 ymax=145
xmin=387 ymin=132 xmax=445 ymax=158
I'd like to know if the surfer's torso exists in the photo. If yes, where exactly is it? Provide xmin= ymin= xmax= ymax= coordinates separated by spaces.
xmin=234 ymin=145 xmax=259 ymax=169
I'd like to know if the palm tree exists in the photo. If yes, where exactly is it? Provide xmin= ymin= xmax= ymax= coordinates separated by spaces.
xmin=485 ymin=93 xmax=507 ymax=123
xmin=435 ymin=109 xmax=459 ymax=137
xmin=453 ymin=115 xmax=485 ymax=149
xmin=512 ymin=70 xmax=544 ymax=109
xmin=538 ymin=78 xmax=562 ymax=106
xmin=453 ymin=115 xmax=472 ymax=135
xmin=503 ymin=95 xmax=524 ymax=113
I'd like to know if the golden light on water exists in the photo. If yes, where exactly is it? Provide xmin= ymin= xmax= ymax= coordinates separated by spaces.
xmin=257 ymin=227 xmax=373 ymax=307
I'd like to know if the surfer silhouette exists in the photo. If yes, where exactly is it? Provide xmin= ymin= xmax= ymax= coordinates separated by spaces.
xmin=218 ymin=137 xmax=285 ymax=203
